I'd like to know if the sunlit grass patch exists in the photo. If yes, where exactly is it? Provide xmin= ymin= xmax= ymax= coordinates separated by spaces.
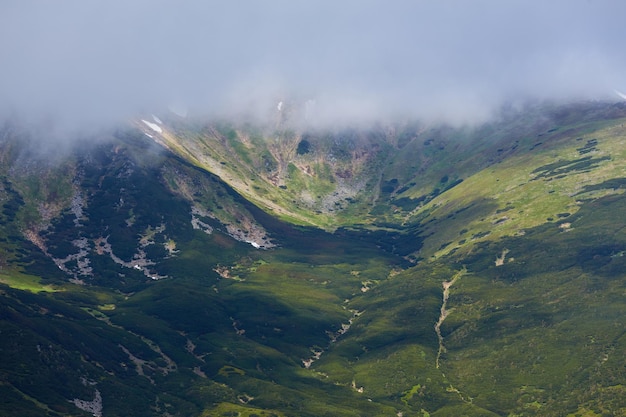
xmin=218 ymin=365 xmax=246 ymax=377
xmin=0 ymin=271 xmax=58 ymax=292
xmin=202 ymin=402 xmax=287 ymax=417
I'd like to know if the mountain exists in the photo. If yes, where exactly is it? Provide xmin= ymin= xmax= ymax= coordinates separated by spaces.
xmin=2 ymin=101 xmax=626 ymax=416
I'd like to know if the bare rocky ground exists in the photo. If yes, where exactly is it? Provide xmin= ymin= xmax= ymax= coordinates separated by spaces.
xmin=192 ymin=205 xmax=276 ymax=249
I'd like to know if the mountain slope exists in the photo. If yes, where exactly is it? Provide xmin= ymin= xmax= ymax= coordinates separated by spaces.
xmin=2 ymin=101 xmax=626 ymax=416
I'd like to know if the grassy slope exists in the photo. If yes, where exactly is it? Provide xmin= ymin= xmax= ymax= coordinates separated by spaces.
xmin=2 ymin=103 xmax=626 ymax=415
xmin=149 ymin=119 xmax=393 ymax=230
xmin=412 ymin=117 xmax=626 ymax=259
xmin=0 ymin=130 xmax=407 ymax=416
xmin=309 ymin=190 xmax=626 ymax=415
xmin=135 ymin=103 xmax=626 ymax=416
xmin=149 ymin=103 xmax=626 ymax=234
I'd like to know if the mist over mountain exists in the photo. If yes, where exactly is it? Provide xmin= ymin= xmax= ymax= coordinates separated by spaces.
xmin=2 ymin=0 xmax=626 ymax=134
xmin=5 ymin=3 xmax=626 ymax=417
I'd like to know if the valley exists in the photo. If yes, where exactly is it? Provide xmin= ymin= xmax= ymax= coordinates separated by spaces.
xmin=1 ymin=101 xmax=626 ymax=416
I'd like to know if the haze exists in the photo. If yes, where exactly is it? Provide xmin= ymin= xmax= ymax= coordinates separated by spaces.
xmin=2 ymin=0 xmax=626 ymax=132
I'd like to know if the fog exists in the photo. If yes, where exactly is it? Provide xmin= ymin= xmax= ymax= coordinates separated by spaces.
xmin=2 ymin=0 xmax=626 ymax=133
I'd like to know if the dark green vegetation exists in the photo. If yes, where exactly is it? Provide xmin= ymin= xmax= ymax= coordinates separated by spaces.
xmin=2 ymin=101 xmax=626 ymax=416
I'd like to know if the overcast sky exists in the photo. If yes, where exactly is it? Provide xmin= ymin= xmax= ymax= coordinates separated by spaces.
xmin=2 ymin=0 xmax=626 ymax=131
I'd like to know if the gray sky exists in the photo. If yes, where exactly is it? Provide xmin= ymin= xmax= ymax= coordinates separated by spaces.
xmin=2 ymin=0 xmax=626 ymax=131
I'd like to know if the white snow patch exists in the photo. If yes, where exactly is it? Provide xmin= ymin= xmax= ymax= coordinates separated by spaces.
xmin=277 ymin=101 xmax=283 ymax=111
xmin=615 ymin=90 xmax=626 ymax=100
xmin=141 ymin=119 xmax=162 ymax=133
xmin=246 ymin=240 xmax=261 ymax=249
xmin=144 ymin=133 xmax=153 ymax=138
xmin=152 ymin=115 xmax=163 ymax=124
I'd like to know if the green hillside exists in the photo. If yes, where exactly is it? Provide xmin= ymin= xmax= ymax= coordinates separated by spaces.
xmin=1 ymin=101 xmax=626 ymax=416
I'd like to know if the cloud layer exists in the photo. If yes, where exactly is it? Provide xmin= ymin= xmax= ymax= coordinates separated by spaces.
xmin=2 ymin=0 xmax=626 ymax=130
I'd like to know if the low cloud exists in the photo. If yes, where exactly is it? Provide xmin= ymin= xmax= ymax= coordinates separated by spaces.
xmin=2 ymin=0 xmax=626 ymax=133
